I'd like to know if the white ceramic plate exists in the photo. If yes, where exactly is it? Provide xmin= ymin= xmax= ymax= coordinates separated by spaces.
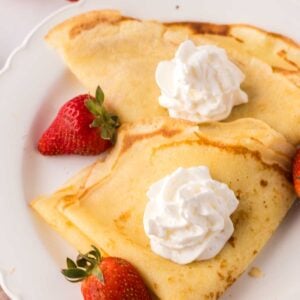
xmin=1 ymin=0 xmax=300 ymax=299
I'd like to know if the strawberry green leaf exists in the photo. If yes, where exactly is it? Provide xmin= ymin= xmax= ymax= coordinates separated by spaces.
xmin=91 ymin=245 xmax=101 ymax=260
xmin=85 ymin=99 xmax=101 ymax=116
xmin=66 ymin=257 xmax=77 ymax=269
xmin=92 ymin=266 xmax=105 ymax=283
xmin=81 ymin=254 xmax=97 ymax=265
xmin=62 ymin=245 xmax=104 ymax=284
xmin=110 ymin=115 xmax=120 ymax=125
xmin=88 ymin=250 xmax=98 ymax=260
xmin=84 ymin=86 xmax=120 ymax=143
xmin=62 ymin=268 xmax=87 ymax=280
xmin=90 ymin=118 xmax=103 ymax=129
xmin=95 ymin=86 xmax=105 ymax=105
xmin=100 ymin=127 xmax=110 ymax=140
xmin=67 ymin=278 xmax=87 ymax=283
xmin=76 ymin=256 xmax=89 ymax=268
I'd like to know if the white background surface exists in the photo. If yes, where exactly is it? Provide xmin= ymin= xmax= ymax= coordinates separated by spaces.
xmin=0 ymin=0 xmax=300 ymax=299
xmin=0 ymin=0 xmax=70 ymax=69
xmin=0 ymin=2 xmax=72 ymax=298
xmin=1 ymin=0 xmax=299 ymax=70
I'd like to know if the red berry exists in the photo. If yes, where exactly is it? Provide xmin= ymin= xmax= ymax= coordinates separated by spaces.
xmin=62 ymin=247 xmax=151 ymax=300
xmin=38 ymin=87 xmax=119 ymax=156
xmin=292 ymin=148 xmax=300 ymax=196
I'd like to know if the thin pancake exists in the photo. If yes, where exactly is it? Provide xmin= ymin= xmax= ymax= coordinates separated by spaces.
xmin=32 ymin=118 xmax=295 ymax=300
xmin=46 ymin=10 xmax=300 ymax=144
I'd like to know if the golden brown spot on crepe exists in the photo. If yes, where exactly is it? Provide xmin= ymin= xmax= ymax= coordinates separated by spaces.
xmin=113 ymin=220 xmax=124 ymax=231
xmin=69 ymin=15 xmax=134 ymax=39
xmin=120 ymin=127 xmax=181 ymax=154
xmin=225 ymin=277 xmax=237 ymax=289
xmin=277 ymin=70 xmax=300 ymax=88
xmin=269 ymin=31 xmax=300 ymax=48
xmin=152 ymin=136 xmax=291 ymax=180
xmin=253 ymin=250 xmax=258 ymax=255
xmin=167 ymin=21 xmax=300 ymax=52
xmin=228 ymin=236 xmax=236 ymax=248
xmin=59 ymin=195 xmax=79 ymax=209
xmin=272 ymin=66 xmax=299 ymax=74
xmin=220 ymin=259 xmax=227 ymax=269
xmin=229 ymin=23 xmax=300 ymax=48
xmin=204 ymin=293 xmax=216 ymax=300
xmin=218 ymin=272 xmax=225 ymax=280
xmin=65 ymin=220 xmax=73 ymax=227
xmin=229 ymin=34 xmax=244 ymax=43
xmin=260 ymin=179 xmax=268 ymax=187
xmin=271 ymin=67 xmax=300 ymax=87
xmin=232 ymin=209 xmax=249 ymax=228
xmin=114 ymin=210 xmax=132 ymax=230
xmin=235 ymin=189 xmax=242 ymax=199
xmin=225 ymin=269 xmax=237 ymax=287
xmin=118 ymin=210 xmax=131 ymax=222
xmin=277 ymin=49 xmax=300 ymax=71
xmin=169 ymin=22 xmax=230 ymax=36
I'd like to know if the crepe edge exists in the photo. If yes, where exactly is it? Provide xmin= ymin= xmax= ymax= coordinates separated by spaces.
xmin=44 ymin=9 xmax=300 ymax=85
xmin=45 ymin=10 xmax=299 ymax=47
xmin=30 ymin=117 xmax=296 ymax=299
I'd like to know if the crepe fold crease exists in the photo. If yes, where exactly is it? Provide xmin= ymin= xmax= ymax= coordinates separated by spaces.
xmin=32 ymin=118 xmax=295 ymax=300
xmin=46 ymin=10 xmax=300 ymax=145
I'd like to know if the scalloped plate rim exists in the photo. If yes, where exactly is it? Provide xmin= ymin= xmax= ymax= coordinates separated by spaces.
xmin=0 ymin=0 xmax=300 ymax=299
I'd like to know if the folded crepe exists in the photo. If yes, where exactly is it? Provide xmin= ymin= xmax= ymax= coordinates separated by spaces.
xmin=45 ymin=10 xmax=300 ymax=145
xmin=32 ymin=117 xmax=295 ymax=300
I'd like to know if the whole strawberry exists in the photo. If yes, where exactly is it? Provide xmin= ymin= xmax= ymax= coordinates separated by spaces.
xmin=38 ymin=86 xmax=119 ymax=155
xmin=62 ymin=246 xmax=152 ymax=300
xmin=292 ymin=148 xmax=300 ymax=196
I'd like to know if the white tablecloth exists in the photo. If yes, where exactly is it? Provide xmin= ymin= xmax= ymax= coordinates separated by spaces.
xmin=0 ymin=1 xmax=73 ymax=298
xmin=0 ymin=0 xmax=70 ymax=69
xmin=0 ymin=1 xmax=75 ymax=298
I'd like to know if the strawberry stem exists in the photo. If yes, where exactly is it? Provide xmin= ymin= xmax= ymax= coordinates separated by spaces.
xmin=62 ymin=245 xmax=104 ymax=283
xmin=85 ymin=86 xmax=120 ymax=144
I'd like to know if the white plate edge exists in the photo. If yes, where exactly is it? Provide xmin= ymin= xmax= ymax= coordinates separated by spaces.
xmin=1 ymin=0 xmax=300 ymax=298
xmin=0 ymin=0 xmax=86 ymax=76
xmin=0 ymin=1 xmax=87 ymax=299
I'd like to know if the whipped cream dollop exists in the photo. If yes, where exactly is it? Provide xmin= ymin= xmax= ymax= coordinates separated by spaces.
xmin=143 ymin=167 xmax=239 ymax=264
xmin=155 ymin=40 xmax=248 ymax=122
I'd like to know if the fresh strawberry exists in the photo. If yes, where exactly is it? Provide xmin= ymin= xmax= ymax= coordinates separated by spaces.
xmin=62 ymin=246 xmax=152 ymax=300
xmin=292 ymin=148 xmax=300 ymax=196
xmin=38 ymin=86 xmax=119 ymax=155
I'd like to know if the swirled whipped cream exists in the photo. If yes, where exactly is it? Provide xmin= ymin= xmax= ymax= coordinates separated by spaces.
xmin=143 ymin=167 xmax=238 ymax=264
xmin=155 ymin=40 xmax=248 ymax=122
